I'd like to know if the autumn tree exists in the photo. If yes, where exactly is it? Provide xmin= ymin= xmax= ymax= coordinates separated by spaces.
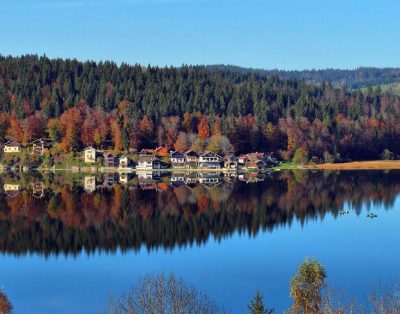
xmin=197 ymin=116 xmax=210 ymax=143
xmin=289 ymin=259 xmax=327 ymax=314
xmin=139 ymin=115 xmax=155 ymax=148
xmin=174 ymin=132 xmax=191 ymax=152
xmin=206 ymin=135 xmax=234 ymax=155
xmin=0 ymin=290 xmax=12 ymax=314
xmin=110 ymin=117 xmax=123 ymax=151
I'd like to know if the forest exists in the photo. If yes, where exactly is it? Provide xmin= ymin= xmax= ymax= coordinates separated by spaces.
xmin=1 ymin=54 xmax=400 ymax=161
xmin=210 ymin=65 xmax=400 ymax=89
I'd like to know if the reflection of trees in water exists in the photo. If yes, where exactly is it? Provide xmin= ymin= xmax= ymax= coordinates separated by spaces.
xmin=0 ymin=170 xmax=399 ymax=256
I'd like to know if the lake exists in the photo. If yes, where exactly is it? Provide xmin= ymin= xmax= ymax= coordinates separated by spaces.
xmin=0 ymin=170 xmax=399 ymax=313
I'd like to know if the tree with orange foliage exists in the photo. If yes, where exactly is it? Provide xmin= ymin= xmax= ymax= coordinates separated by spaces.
xmin=59 ymin=107 xmax=83 ymax=152
xmin=0 ymin=289 xmax=12 ymax=314
xmin=174 ymin=132 xmax=190 ymax=152
xmin=7 ymin=115 xmax=24 ymax=143
xmin=110 ymin=117 xmax=123 ymax=151
xmin=197 ymin=116 xmax=210 ymax=143
xmin=139 ymin=115 xmax=155 ymax=148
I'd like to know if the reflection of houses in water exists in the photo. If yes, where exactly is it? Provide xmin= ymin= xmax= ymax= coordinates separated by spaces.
xmin=84 ymin=176 xmax=97 ymax=193
xmin=198 ymin=172 xmax=222 ymax=188
xmin=238 ymin=172 xmax=266 ymax=184
xmin=102 ymin=173 xmax=116 ymax=188
xmin=137 ymin=171 xmax=160 ymax=191
xmin=119 ymin=173 xmax=133 ymax=184
xmin=170 ymin=172 xmax=186 ymax=188
xmin=31 ymin=182 xmax=47 ymax=198
xmin=3 ymin=184 xmax=21 ymax=197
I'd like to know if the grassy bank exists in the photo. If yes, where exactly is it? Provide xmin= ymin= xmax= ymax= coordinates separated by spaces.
xmin=303 ymin=160 xmax=400 ymax=170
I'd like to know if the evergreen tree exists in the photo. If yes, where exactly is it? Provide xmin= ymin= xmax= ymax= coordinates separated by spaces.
xmin=248 ymin=292 xmax=274 ymax=314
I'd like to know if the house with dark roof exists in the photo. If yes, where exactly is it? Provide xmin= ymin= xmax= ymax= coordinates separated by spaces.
xmin=170 ymin=151 xmax=186 ymax=168
xmin=184 ymin=150 xmax=199 ymax=168
xmin=3 ymin=140 xmax=22 ymax=153
xmin=198 ymin=151 xmax=222 ymax=169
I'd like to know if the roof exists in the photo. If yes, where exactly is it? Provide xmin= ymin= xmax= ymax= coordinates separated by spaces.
xmin=104 ymin=152 xmax=115 ymax=157
xmin=170 ymin=151 xmax=185 ymax=158
xmin=140 ymin=148 xmax=155 ymax=154
xmin=31 ymin=138 xmax=52 ymax=144
xmin=84 ymin=146 xmax=96 ymax=151
xmin=4 ymin=140 xmax=21 ymax=147
xmin=200 ymin=151 xmax=222 ymax=158
xmin=184 ymin=150 xmax=198 ymax=156
xmin=138 ymin=156 xmax=154 ymax=162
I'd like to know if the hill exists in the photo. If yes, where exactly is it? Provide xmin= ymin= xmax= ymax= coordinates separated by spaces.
xmin=1 ymin=54 xmax=400 ymax=162
xmin=207 ymin=65 xmax=400 ymax=89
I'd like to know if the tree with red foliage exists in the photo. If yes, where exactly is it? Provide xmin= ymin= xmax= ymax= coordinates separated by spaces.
xmin=197 ymin=116 xmax=210 ymax=143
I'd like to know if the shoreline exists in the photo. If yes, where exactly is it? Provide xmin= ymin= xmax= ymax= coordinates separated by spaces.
xmin=299 ymin=160 xmax=400 ymax=170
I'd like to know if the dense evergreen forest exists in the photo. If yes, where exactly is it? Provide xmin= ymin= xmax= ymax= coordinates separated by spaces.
xmin=1 ymin=54 xmax=400 ymax=161
xmin=210 ymin=65 xmax=400 ymax=89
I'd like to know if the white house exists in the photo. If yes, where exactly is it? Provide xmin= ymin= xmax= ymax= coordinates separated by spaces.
xmin=137 ymin=156 xmax=154 ymax=169
xmin=3 ymin=140 xmax=22 ymax=153
xmin=119 ymin=156 xmax=130 ymax=168
xmin=84 ymin=146 xmax=97 ymax=163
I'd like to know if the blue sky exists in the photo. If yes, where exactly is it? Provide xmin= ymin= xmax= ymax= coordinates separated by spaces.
xmin=1 ymin=0 xmax=399 ymax=70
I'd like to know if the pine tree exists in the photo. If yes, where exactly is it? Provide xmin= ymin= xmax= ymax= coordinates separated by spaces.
xmin=248 ymin=292 xmax=274 ymax=314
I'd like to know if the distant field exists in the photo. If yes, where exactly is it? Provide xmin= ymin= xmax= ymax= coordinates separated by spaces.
xmin=304 ymin=160 xmax=400 ymax=170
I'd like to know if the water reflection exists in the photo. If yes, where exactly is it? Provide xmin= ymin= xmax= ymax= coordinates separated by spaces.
xmin=0 ymin=170 xmax=399 ymax=256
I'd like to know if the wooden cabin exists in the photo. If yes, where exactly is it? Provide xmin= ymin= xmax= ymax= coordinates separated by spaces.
xmin=223 ymin=154 xmax=238 ymax=169
xmin=103 ymin=153 xmax=116 ymax=167
xmin=31 ymin=138 xmax=52 ymax=156
xmin=170 ymin=151 xmax=186 ymax=168
xmin=198 ymin=151 xmax=222 ymax=169
xmin=184 ymin=150 xmax=199 ymax=168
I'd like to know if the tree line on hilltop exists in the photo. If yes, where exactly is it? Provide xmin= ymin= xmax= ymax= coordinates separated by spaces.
xmin=1 ymin=55 xmax=400 ymax=161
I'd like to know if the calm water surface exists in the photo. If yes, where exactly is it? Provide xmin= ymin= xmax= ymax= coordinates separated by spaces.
xmin=0 ymin=170 xmax=399 ymax=313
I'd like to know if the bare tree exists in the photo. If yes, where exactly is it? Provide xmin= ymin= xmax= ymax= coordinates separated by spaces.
xmin=105 ymin=272 xmax=225 ymax=314
xmin=370 ymin=278 xmax=400 ymax=314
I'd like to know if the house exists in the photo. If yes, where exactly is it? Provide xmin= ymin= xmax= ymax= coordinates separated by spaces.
xmin=238 ymin=152 xmax=266 ymax=169
xmin=184 ymin=150 xmax=199 ymax=168
xmin=139 ymin=149 xmax=155 ymax=157
xmin=170 ymin=151 xmax=186 ymax=168
xmin=137 ymin=156 xmax=154 ymax=169
xmin=31 ymin=138 xmax=52 ymax=156
xmin=3 ymin=140 xmax=22 ymax=153
xmin=84 ymin=176 xmax=96 ymax=193
xmin=119 ymin=156 xmax=130 ymax=168
xmin=246 ymin=160 xmax=265 ymax=169
xmin=84 ymin=146 xmax=98 ymax=163
xmin=198 ymin=151 xmax=222 ymax=169
xmin=223 ymin=154 xmax=238 ymax=169
xmin=103 ymin=153 xmax=116 ymax=167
